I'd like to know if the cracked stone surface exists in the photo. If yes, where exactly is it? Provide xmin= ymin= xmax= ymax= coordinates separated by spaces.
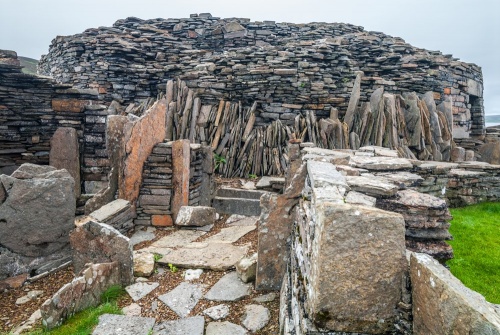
xmin=205 ymin=272 xmax=252 ymax=302
xmin=157 ymin=282 xmax=204 ymax=318
xmin=125 ymin=282 xmax=159 ymax=301
xmin=152 ymin=316 xmax=204 ymax=335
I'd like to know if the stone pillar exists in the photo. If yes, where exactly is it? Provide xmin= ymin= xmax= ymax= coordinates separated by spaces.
xmin=172 ymin=139 xmax=190 ymax=220
xmin=199 ymin=145 xmax=214 ymax=207
xmin=50 ymin=127 xmax=81 ymax=197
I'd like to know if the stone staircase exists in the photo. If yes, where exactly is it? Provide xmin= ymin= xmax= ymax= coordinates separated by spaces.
xmin=212 ymin=187 xmax=269 ymax=216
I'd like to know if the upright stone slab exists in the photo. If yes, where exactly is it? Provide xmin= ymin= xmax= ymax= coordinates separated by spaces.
xmin=50 ymin=127 xmax=80 ymax=197
xmin=344 ymin=71 xmax=363 ymax=132
xmin=256 ymin=163 xmax=305 ymax=290
xmin=120 ymin=99 xmax=166 ymax=206
xmin=172 ymin=139 xmax=190 ymax=220
xmin=309 ymin=203 xmax=406 ymax=334
xmin=411 ymin=253 xmax=500 ymax=335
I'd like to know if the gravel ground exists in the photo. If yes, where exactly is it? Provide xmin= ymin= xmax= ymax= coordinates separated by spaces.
xmin=1 ymin=208 xmax=279 ymax=334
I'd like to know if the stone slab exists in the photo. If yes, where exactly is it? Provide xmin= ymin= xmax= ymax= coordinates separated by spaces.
xmin=158 ymin=242 xmax=249 ymax=270
xmin=133 ymin=251 xmax=155 ymax=277
xmin=171 ymin=139 xmax=190 ymax=220
xmin=203 ymin=225 xmax=255 ymax=244
xmin=148 ymin=230 xmax=206 ymax=249
xmin=226 ymin=215 xmax=259 ymax=226
xmin=158 ymin=282 xmax=204 ymax=317
xmin=129 ymin=227 xmax=156 ymax=246
xmin=206 ymin=321 xmax=248 ymax=335
xmin=306 ymin=160 xmax=349 ymax=190
xmin=92 ymin=314 xmax=155 ymax=335
xmin=152 ymin=316 xmax=205 ymax=335
xmin=241 ymin=304 xmax=270 ymax=332
xmin=203 ymin=304 xmax=230 ymax=320
xmin=205 ymin=271 xmax=252 ymax=301
xmin=411 ymin=253 xmax=500 ymax=334
xmin=345 ymin=191 xmax=376 ymax=207
xmin=50 ymin=127 xmax=80 ymax=197
xmin=125 ymin=282 xmax=159 ymax=301
xmin=213 ymin=197 xmax=262 ymax=216
xmin=349 ymin=155 xmax=413 ymax=170
xmin=89 ymin=199 xmax=131 ymax=222
xmin=345 ymin=175 xmax=399 ymax=197
xmin=175 ymin=206 xmax=216 ymax=227
xmin=309 ymin=203 xmax=406 ymax=333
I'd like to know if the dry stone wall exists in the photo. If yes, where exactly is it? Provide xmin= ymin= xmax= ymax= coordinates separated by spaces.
xmin=38 ymin=14 xmax=484 ymax=141
xmin=0 ymin=49 xmax=112 ymax=193
xmin=135 ymin=141 xmax=213 ymax=226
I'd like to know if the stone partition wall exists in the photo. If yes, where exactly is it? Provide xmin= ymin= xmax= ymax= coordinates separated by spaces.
xmin=0 ymin=50 xmax=102 ymax=183
xmin=135 ymin=141 xmax=213 ymax=226
xmin=38 ymin=14 xmax=484 ymax=140
xmin=411 ymin=160 xmax=500 ymax=207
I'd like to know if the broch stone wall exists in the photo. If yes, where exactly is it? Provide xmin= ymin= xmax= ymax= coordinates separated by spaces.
xmin=38 ymin=14 xmax=484 ymax=140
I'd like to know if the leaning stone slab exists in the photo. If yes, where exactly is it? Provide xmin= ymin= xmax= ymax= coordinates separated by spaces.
xmin=92 ymin=314 xmax=156 ymax=335
xmin=175 ymin=206 xmax=216 ymax=227
xmin=158 ymin=282 xmax=204 ymax=317
xmin=125 ymin=282 xmax=159 ymax=301
xmin=41 ymin=262 xmax=120 ymax=330
xmin=206 ymin=321 xmax=248 ymax=335
xmin=309 ymin=203 xmax=406 ymax=334
xmin=411 ymin=253 xmax=500 ymax=334
xmin=203 ymin=225 xmax=255 ymax=244
xmin=158 ymin=242 xmax=249 ymax=270
xmin=349 ymin=155 xmax=413 ymax=170
xmin=153 ymin=316 xmax=205 ymax=335
xmin=205 ymin=271 xmax=252 ymax=301
xmin=70 ymin=221 xmax=133 ymax=286
xmin=345 ymin=175 xmax=399 ymax=197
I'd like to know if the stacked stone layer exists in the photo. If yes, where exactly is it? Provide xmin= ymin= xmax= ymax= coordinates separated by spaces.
xmin=39 ymin=14 xmax=484 ymax=139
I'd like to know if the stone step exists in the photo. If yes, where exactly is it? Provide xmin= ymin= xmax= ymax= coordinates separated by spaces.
xmin=212 ymin=196 xmax=262 ymax=216
xmin=216 ymin=187 xmax=268 ymax=200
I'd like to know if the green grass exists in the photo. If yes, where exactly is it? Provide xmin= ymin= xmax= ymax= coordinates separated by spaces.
xmin=22 ymin=285 xmax=125 ymax=335
xmin=447 ymin=202 xmax=500 ymax=303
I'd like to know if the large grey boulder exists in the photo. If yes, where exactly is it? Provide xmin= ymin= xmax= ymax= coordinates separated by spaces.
xmin=0 ymin=163 xmax=75 ymax=279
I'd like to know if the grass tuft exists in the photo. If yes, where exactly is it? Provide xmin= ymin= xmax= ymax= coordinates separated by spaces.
xmin=21 ymin=285 xmax=125 ymax=335
xmin=447 ymin=202 xmax=500 ymax=303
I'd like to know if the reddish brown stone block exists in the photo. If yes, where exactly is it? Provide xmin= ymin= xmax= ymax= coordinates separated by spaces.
xmin=51 ymin=99 xmax=89 ymax=113
xmin=120 ymin=99 xmax=167 ymax=205
xmin=171 ymin=139 xmax=190 ymax=220
xmin=152 ymin=215 xmax=173 ymax=227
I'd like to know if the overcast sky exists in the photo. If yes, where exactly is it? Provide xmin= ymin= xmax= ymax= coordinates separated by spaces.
xmin=1 ymin=0 xmax=499 ymax=115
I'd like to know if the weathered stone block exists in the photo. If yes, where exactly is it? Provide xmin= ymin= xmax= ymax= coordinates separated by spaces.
xmin=0 ymin=164 xmax=75 ymax=279
xmin=411 ymin=253 xmax=500 ymax=334
xmin=175 ymin=206 xmax=216 ymax=227
xmin=70 ymin=221 xmax=133 ymax=286
xmin=152 ymin=214 xmax=173 ymax=227
xmin=309 ymin=203 xmax=406 ymax=334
